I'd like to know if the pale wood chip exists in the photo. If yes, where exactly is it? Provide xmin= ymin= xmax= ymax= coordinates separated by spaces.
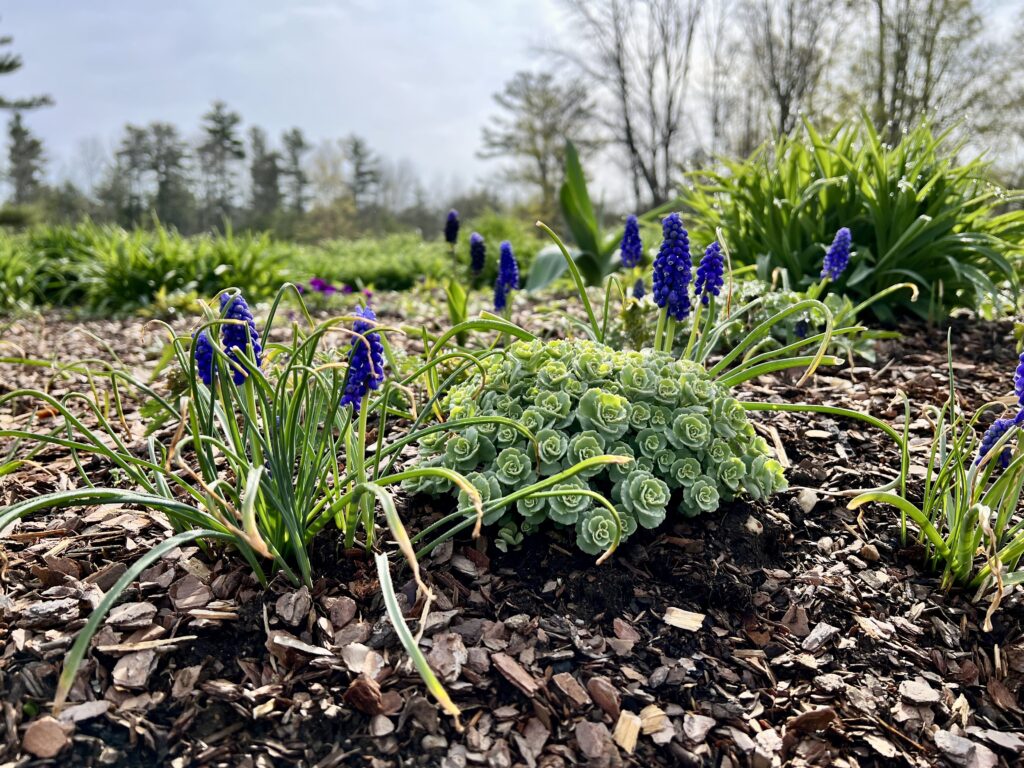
xmin=612 ymin=711 xmax=641 ymax=754
xmin=663 ymin=607 xmax=705 ymax=631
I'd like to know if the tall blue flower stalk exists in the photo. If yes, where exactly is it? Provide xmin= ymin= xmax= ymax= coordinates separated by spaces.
xmin=651 ymin=213 xmax=692 ymax=352
xmin=494 ymin=240 xmax=519 ymax=313
xmin=469 ymin=232 xmax=486 ymax=276
xmin=821 ymin=227 xmax=852 ymax=281
xmin=341 ymin=306 xmax=386 ymax=413
xmin=693 ymin=242 xmax=725 ymax=306
xmin=193 ymin=293 xmax=263 ymax=387
xmin=444 ymin=209 xmax=460 ymax=247
xmin=620 ymin=215 xmax=642 ymax=269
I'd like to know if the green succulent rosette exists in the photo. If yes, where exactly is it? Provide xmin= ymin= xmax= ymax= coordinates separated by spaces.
xmin=457 ymin=471 xmax=505 ymax=525
xmin=617 ymin=469 xmax=670 ymax=529
xmin=407 ymin=338 xmax=786 ymax=554
xmin=575 ymin=506 xmax=621 ymax=556
xmin=547 ymin=476 xmax=592 ymax=525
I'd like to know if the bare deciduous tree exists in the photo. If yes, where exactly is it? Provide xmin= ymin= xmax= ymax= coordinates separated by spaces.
xmin=743 ymin=0 xmax=834 ymax=137
xmin=551 ymin=0 xmax=703 ymax=207
xmin=479 ymin=70 xmax=597 ymax=216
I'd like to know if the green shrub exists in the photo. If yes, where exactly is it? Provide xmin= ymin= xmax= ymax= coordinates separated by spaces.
xmin=681 ymin=116 xmax=1024 ymax=319
xmin=1 ymin=222 xmax=288 ymax=313
xmin=0 ymin=238 xmax=39 ymax=311
xmin=404 ymin=338 xmax=786 ymax=554
xmin=297 ymin=233 xmax=449 ymax=290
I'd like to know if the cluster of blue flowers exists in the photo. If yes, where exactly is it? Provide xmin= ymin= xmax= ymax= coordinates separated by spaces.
xmin=469 ymin=232 xmax=486 ymax=275
xmin=694 ymin=242 xmax=725 ymax=306
xmin=444 ymin=209 xmax=460 ymax=246
xmin=976 ymin=411 xmax=1024 ymax=468
xmin=633 ymin=277 xmax=645 ymax=299
xmin=651 ymin=213 xmax=693 ymax=321
xmin=619 ymin=215 xmax=643 ymax=269
xmin=974 ymin=354 xmax=1024 ymax=467
xmin=821 ymin=227 xmax=852 ymax=281
xmin=494 ymin=240 xmax=519 ymax=311
xmin=341 ymin=305 xmax=386 ymax=413
xmin=194 ymin=293 xmax=263 ymax=387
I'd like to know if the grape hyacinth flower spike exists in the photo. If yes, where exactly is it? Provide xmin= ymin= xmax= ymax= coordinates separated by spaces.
xmin=469 ymin=231 xmax=486 ymax=276
xmin=341 ymin=305 xmax=386 ymax=413
xmin=693 ymin=241 xmax=725 ymax=306
xmin=193 ymin=329 xmax=215 ymax=387
xmin=651 ymin=213 xmax=692 ymax=353
xmin=494 ymin=240 xmax=519 ymax=313
xmin=821 ymin=227 xmax=852 ymax=281
xmin=975 ymin=410 xmax=1024 ymax=469
xmin=195 ymin=292 xmax=263 ymax=386
xmin=620 ymin=214 xmax=642 ymax=269
xmin=444 ymin=209 xmax=460 ymax=247
xmin=633 ymin=277 xmax=645 ymax=299
xmin=1014 ymin=350 xmax=1024 ymax=406
xmin=652 ymin=213 xmax=692 ymax=321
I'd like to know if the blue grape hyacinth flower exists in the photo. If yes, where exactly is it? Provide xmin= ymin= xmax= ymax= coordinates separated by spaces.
xmin=620 ymin=215 xmax=642 ymax=269
xmin=1014 ymin=350 xmax=1024 ymax=405
xmin=494 ymin=241 xmax=519 ymax=312
xmin=693 ymin=241 xmax=725 ymax=305
xmin=444 ymin=209 xmax=460 ymax=246
xmin=975 ymin=410 xmax=1024 ymax=468
xmin=498 ymin=240 xmax=519 ymax=291
xmin=219 ymin=293 xmax=264 ymax=385
xmin=652 ymin=213 xmax=692 ymax=321
xmin=633 ymin=277 xmax=645 ymax=299
xmin=193 ymin=329 xmax=215 ymax=387
xmin=493 ymin=279 xmax=509 ymax=311
xmin=469 ymin=231 xmax=486 ymax=275
xmin=341 ymin=305 xmax=386 ymax=413
xmin=821 ymin=227 xmax=852 ymax=281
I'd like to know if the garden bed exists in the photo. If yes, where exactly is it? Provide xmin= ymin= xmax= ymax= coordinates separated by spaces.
xmin=1 ymin=307 xmax=1022 ymax=767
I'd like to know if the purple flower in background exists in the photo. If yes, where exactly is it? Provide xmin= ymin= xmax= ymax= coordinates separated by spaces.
xmin=309 ymin=277 xmax=338 ymax=295
xmin=444 ymin=209 xmax=460 ymax=245
xmin=341 ymin=305 xmax=386 ymax=413
xmin=498 ymin=240 xmax=519 ymax=291
xmin=651 ymin=213 xmax=692 ymax=321
xmin=693 ymin=241 xmax=725 ymax=305
xmin=821 ymin=227 xmax=852 ymax=281
xmin=470 ymin=232 xmax=486 ymax=275
xmin=494 ymin=279 xmax=509 ymax=311
xmin=633 ymin=277 xmax=645 ymax=299
xmin=620 ymin=215 xmax=642 ymax=269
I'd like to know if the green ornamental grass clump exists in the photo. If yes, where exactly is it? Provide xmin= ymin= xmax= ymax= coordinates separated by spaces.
xmin=406 ymin=338 xmax=786 ymax=554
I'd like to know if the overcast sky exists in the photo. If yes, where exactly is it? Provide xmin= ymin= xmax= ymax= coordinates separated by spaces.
xmin=1 ymin=0 xmax=568 ymax=193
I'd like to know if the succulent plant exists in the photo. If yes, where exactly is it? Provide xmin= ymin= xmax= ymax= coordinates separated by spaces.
xmin=405 ymin=338 xmax=786 ymax=554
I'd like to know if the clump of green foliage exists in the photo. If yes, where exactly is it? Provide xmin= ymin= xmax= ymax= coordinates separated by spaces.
xmin=680 ymin=116 xmax=1024 ymax=319
xmin=405 ymin=338 xmax=786 ymax=554
xmin=851 ymin=340 xmax=1024 ymax=612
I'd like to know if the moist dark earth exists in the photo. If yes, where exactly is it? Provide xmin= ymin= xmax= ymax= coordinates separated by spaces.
xmin=1 ymin=308 xmax=1023 ymax=767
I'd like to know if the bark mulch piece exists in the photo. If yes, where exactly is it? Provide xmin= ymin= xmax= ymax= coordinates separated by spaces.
xmin=1 ymin=311 xmax=1023 ymax=767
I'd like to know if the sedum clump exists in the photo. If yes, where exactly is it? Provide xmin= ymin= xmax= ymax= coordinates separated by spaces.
xmin=405 ymin=338 xmax=786 ymax=555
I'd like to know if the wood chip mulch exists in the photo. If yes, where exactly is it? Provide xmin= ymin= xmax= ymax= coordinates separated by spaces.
xmin=1 ymin=309 xmax=1022 ymax=767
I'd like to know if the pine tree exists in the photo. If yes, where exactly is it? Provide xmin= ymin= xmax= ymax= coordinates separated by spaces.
xmin=7 ymin=112 xmax=45 ymax=204
xmin=248 ymin=126 xmax=281 ymax=228
xmin=146 ymin=122 xmax=192 ymax=229
xmin=281 ymin=127 xmax=310 ymax=214
xmin=343 ymin=134 xmax=380 ymax=211
xmin=114 ymin=125 xmax=150 ymax=225
xmin=197 ymin=100 xmax=244 ymax=229
xmin=0 ymin=30 xmax=52 ymax=111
